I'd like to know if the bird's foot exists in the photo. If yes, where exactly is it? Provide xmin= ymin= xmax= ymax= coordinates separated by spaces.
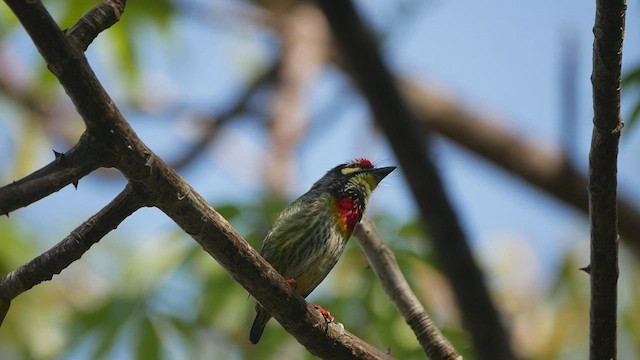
xmin=312 ymin=304 xmax=334 ymax=322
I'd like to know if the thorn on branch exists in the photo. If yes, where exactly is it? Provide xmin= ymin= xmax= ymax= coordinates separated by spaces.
xmin=580 ymin=264 xmax=592 ymax=274
xmin=72 ymin=180 xmax=79 ymax=189
xmin=612 ymin=121 xmax=624 ymax=135
xmin=53 ymin=149 xmax=64 ymax=159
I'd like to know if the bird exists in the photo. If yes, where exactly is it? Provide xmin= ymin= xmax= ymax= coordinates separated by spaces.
xmin=249 ymin=158 xmax=395 ymax=344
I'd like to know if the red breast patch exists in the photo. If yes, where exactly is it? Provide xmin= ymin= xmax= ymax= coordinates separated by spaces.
xmin=335 ymin=197 xmax=362 ymax=235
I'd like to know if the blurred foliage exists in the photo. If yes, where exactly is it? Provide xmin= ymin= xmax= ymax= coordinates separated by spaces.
xmin=55 ymin=0 xmax=174 ymax=91
xmin=0 ymin=0 xmax=174 ymax=107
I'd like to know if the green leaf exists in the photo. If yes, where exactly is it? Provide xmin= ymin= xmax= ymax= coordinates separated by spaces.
xmin=64 ymin=298 xmax=138 ymax=358
xmin=136 ymin=315 xmax=161 ymax=360
xmin=622 ymin=66 xmax=640 ymax=87
xmin=215 ymin=204 xmax=242 ymax=221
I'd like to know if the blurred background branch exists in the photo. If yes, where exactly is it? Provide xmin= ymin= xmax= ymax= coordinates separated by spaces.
xmin=403 ymin=80 xmax=640 ymax=257
xmin=314 ymin=1 xmax=514 ymax=358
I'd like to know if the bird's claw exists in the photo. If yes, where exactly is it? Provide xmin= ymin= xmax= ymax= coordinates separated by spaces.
xmin=286 ymin=279 xmax=297 ymax=289
xmin=312 ymin=304 xmax=334 ymax=322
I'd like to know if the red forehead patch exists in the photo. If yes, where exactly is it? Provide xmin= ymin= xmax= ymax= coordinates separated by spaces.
xmin=354 ymin=158 xmax=374 ymax=169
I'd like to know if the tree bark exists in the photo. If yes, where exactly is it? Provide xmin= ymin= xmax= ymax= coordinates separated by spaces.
xmin=588 ymin=0 xmax=626 ymax=359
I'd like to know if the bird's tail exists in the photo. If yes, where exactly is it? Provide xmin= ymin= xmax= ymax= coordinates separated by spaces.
xmin=249 ymin=305 xmax=272 ymax=344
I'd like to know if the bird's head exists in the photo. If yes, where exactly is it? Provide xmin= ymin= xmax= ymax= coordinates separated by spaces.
xmin=310 ymin=158 xmax=394 ymax=236
xmin=311 ymin=158 xmax=396 ymax=201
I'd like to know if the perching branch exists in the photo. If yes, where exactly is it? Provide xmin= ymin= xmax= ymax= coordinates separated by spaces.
xmin=588 ymin=0 xmax=626 ymax=359
xmin=354 ymin=218 xmax=462 ymax=360
xmin=1 ymin=0 xmax=394 ymax=357
xmin=314 ymin=1 xmax=515 ymax=359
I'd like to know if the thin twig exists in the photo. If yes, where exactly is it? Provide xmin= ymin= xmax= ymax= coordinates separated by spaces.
xmin=354 ymin=218 xmax=462 ymax=360
xmin=588 ymin=0 xmax=626 ymax=359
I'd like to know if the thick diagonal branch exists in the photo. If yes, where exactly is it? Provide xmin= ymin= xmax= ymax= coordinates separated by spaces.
xmin=588 ymin=0 xmax=625 ymax=359
xmin=314 ymin=1 xmax=514 ymax=359
xmin=354 ymin=218 xmax=461 ymax=360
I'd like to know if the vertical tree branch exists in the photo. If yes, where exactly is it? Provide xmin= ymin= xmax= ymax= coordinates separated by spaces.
xmin=588 ymin=0 xmax=626 ymax=359
xmin=314 ymin=1 xmax=514 ymax=359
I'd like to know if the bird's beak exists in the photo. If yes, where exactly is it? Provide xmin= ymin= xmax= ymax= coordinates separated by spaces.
xmin=364 ymin=166 xmax=396 ymax=185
